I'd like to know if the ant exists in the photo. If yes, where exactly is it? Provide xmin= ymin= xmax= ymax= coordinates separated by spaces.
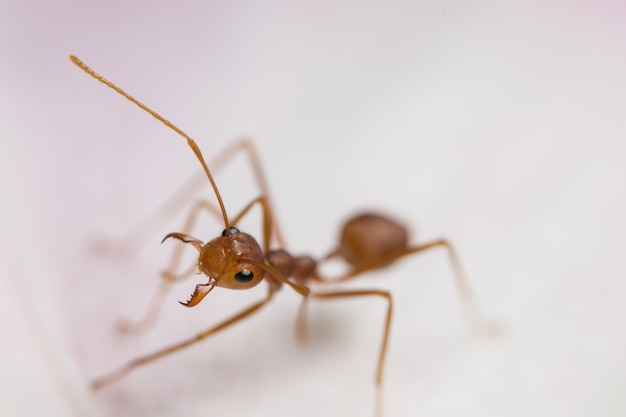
xmin=70 ymin=55 xmax=490 ymax=416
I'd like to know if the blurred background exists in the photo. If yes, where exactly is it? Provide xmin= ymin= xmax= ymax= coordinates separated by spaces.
xmin=1 ymin=1 xmax=625 ymax=416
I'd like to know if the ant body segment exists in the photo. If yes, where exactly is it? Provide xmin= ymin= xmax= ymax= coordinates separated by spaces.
xmin=70 ymin=55 xmax=488 ymax=415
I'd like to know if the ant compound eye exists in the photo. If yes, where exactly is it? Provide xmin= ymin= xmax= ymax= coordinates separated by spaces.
xmin=234 ymin=269 xmax=254 ymax=284
xmin=221 ymin=226 xmax=240 ymax=236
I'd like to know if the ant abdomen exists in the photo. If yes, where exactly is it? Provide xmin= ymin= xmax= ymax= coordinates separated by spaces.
xmin=335 ymin=212 xmax=409 ymax=269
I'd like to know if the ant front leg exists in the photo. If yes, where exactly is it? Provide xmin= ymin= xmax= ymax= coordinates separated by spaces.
xmin=93 ymin=286 xmax=277 ymax=390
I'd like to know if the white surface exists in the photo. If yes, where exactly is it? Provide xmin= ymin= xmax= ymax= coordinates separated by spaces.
xmin=1 ymin=1 xmax=626 ymax=416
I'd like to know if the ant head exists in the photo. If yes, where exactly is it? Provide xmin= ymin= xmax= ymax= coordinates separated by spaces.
xmin=198 ymin=227 xmax=266 ymax=290
xmin=162 ymin=227 xmax=266 ymax=307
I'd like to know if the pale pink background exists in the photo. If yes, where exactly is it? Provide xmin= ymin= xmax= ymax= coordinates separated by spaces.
xmin=1 ymin=1 xmax=626 ymax=416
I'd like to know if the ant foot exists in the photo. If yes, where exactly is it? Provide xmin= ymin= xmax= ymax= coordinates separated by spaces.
xmin=472 ymin=318 xmax=507 ymax=339
xmin=160 ymin=270 xmax=178 ymax=282
xmin=115 ymin=319 xmax=147 ymax=336
xmin=86 ymin=233 xmax=130 ymax=259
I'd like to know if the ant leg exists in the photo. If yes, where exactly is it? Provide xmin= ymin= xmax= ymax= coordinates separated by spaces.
xmin=308 ymin=289 xmax=393 ymax=417
xmin=89 ymin=137 xmax=286 ymax=257
xmin=296 ymin=240 xmax=489 ymax=341
xmin=318 ymin=239 xmax=493 ymax=333
xmin=295 ymin=297 xmax=310 ymax=344
xmin=321 ymin=239 xmax=468 ymax=289
xmin=229 ymin=195 xmax=275 ymax=253
xmin=231 ymin=138 xmax=286 ymax=247
xmin=92 ymin=286 xmax=276 ymax=390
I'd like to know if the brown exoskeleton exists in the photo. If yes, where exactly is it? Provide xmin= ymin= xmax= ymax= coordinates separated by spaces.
xmin=70 ymin=55 xmax=489 ymax=416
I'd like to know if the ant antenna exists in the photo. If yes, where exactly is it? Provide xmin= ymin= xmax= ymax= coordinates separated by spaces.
xmin=69 ymin=55 xmax=231 ymax=230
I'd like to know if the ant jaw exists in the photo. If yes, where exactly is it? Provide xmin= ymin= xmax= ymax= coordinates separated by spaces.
xmin=179 ymin=278 xmax=216 ymax=307
xmin=162 ymin=232 xmax=204 ymax=252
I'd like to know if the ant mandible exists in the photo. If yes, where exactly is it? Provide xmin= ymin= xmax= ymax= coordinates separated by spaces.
xmin=70 ymin=55 xmax=488 ymax=416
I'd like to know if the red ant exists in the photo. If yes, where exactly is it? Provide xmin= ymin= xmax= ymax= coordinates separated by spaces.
xmin=70 ymin=55 xmax=489 ymax=416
